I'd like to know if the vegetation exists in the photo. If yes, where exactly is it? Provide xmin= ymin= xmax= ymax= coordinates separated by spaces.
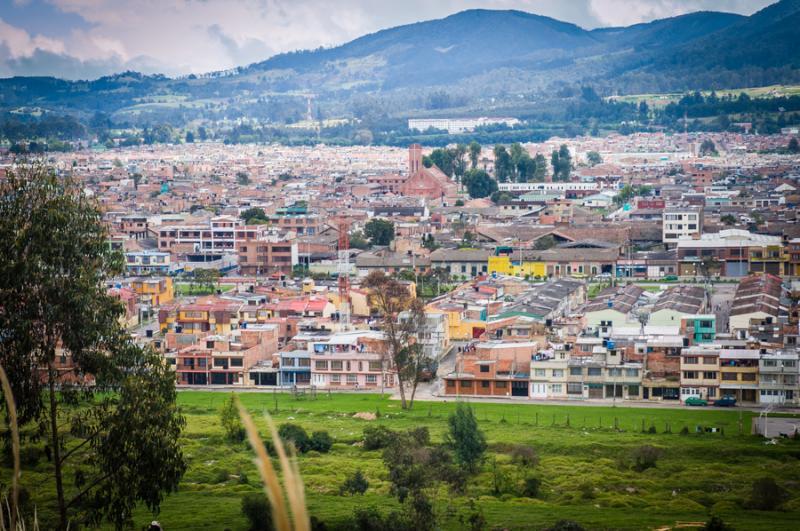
xmin=550 ymin=144 xmax=572 ymax=181
xmin=0 ymin=164 xmax=186 ymax=529
xmin=241 ymin=207 xmax=269 ymax=224
xmin=446 ymin=403 xmax=487 ymax=472
xmin=364 ymin=219 xmax=395 ymax=247
xmin=462 ymin=169 xmax=498 ymax=199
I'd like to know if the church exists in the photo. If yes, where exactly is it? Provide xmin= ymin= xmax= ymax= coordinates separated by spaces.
xmin=398 ymin=144 xmax=459 ymax=203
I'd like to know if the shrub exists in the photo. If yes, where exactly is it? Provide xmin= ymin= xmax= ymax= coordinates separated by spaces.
xmin=341 ymin=469 xmax=369 ymax=496
xmin=241 ymin=492 xmax=273 ymax=531
xmin=19 ymin=446 xmax=41 ymax=467
xmin=510 ymin=444 xmax=539 ymax=467
xmin=680 ymin=426 xmax=690 ymax=435
xmin=238 ymin=471 xmax=249 ymax=485
xmin=749 ymin=477 xmax=788 ymax=510
xmin=631 ymin=445 xmax=661 ymax=472
xmin=278 ymin=423 xmax=311 ymax=453
xmin=363 ymin=425 xmax=395 ymax=450
xmin=704 ymin=515 xmax=734 ymax=530
xmin=522 ymin=476 xmax=542 ymax=498
xmin=408 ymin=426 xmax=430 ymax=446
xmin=214 ymin=469 xmax=230 ymax=484
xmin=310 ymin=431 xmax=333 ymax=453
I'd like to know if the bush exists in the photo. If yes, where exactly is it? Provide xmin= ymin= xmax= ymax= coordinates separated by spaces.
xmin=631 ymin=445 xmax=661 ymax=472
xmin=278 ymin=423 xmax=311 ymax=453
xmin=408 ymin=427 xmax=430 ymax=446
xmin=214 ymin=469 xmax=230 ymax=483
xmin=19 ymin=447 xmax=41 ymax=467
xmin=522 ymin=476 xmax=541 ymax=498
xmin=546 ymin=520 xmax=586 ymax=531
xmin=749 ymin=477 xmax=788 ymax=510
xmin=363 ymin=425 xmax=395 ymax=450
xmin=310 ymin=431 xmax=333 ymax=453
xmin=704 ymin=515 xmax=734 ymax=530
xmin=241 ymin=492 xmax=273 ymax=531
xmin=510 ymin=444 xmax=539 ymax=467
xmin=341 ymin=469 xmax=370 ymax=496
xmin=220 ymin=394 xmax=246 ymax=442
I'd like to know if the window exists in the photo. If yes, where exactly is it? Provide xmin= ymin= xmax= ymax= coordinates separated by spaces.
xmin=366 ymin=374 xmax=377 ymax=384
xmin=552 ymin=369 xmax=564 ymax=377
xmin=551 ymin=384 xmax=562 ymax=393
xmin=481 ymin=381 xmax=490 ymax=388
xmin=347 ymin=374 xmax=358 ymax=384
xmin=479 ymin=365 xmax=490 ymax=373
xmin=369 ymin=361 xmax=382 ymax=371
xmin=683 ymin=371 xmax=698 ymax=379
xmin=330 ymin=374 xmax=340 ymax=383
xmin=784 ymin=360 xmax=797 ymax=368
xmin=461 ymin=380 xmax=473 ymax=388
xmin=608 ymin=368 xmax=622 ymax=377
xmin=447 ymin=380 xmax=456 ymax=388
xmin=230 ymin=358 xmax=243 ymax=367
xmin=570 ymin=367 xmax=582 ymax=376
xmin=587 ymin=367 xmax=601 ymax=376
xmin=567 ymin=383 xmax=583 ymax=394
xmin=707 ymin=387 xmax=717 ymax=398
xmin=741 ymin=373 xmax=756 ymax=382
xmin=763 ymin=359 xmax=777 ymax=367
xmin=534 ymin=369 xmax=546 ymax=377
xmin=331 ymin=360 xmax=343 ymax=371
xmin=495 ymin=381 xmax=507 ymax=388
xmin=685 ymin=357 xmax=698 ymax=364
xmin=315 ymin=360 xmax=328 ymax=370
xmin=721 ymin=372 xmax=737 ymax=381
xmin=702 ymin=357 xmax=716 ymax=365
xmin=703 ymin=371 xmax=717 ymax=379
xmin=625 ymin=368 xmax=639 ymax=377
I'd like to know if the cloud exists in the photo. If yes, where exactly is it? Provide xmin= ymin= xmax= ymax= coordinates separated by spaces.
xmin=0 ymin=0 xmax=777 ymax=79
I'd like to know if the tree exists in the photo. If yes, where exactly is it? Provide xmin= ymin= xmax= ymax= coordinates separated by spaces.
xmin=241 ymin=492 xmax=274 ymax=531
xmin=462 ymin=168 xmax=498 ymax=199
xmin=194 ymin=268 xmax=220 ymax=293
xmin=236 ymin=171 xmax=251 ymax=185
xmin=185 ymin=131 xmax=195 ymax=143
xmin=493 ymin=145 xmax=512 ymax=183
xmin=423 ymin=148 xmax=455 ymax=177
xmin=788 ymin=137 xmax=799 ymax=153
xmin=362 ymin=272 xmax=426 ymax=410
xmin=240 ymin=207 xmax=269 ymax=224
xmin=349 ymin=230 xmax=370 ymax=250
xmin=533 ymin=235 xmax=557 ymax=250
xmin=364 ymin=218 xmax=395 ymax=246
xmin=533 ymin=153 xmax=547 ymax=182
xmin=720 ymin=214 xmax=737 ymax=226
xmin=459 ymin=231 xmax=476 ymax=249
xmin=699 ymin=139 xmax=718 ymax=156
xmin=586 ymin=151 xmax=603 ymax=166
xmin=0 ymin=163 xmax=186 ymax=529
xmin=468 ymin=141 xmax=481 ymax=169
xmin=421 ymin=233 xmax=439 ymax=251
xmin=220 ymin=394 xmax=246 ymax=442
xmin=452 ymin=144 xmax=468 ymax=181
xmin=446 ymin=403 xmax=486 ymax=472
xmin=340 ymin=470 xmax=370 ymax=496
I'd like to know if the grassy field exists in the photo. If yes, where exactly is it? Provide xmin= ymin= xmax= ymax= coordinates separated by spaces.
xmin=11 ymin=392 xmax=800 ymax=530
xmin=610 ymin=84 xmax=800 ymax=107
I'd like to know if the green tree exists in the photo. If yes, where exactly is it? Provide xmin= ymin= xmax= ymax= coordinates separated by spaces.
xmin=462 ymin=169 xmax=498 ymax=199
xmin=493 ymin=145 xmax=512 ymax=183
xmin=468 ymin=141 xmax=481 ymax=169
xmin=533 ymin=235 xmax=557 ymax=250
xmin=240 ymin=207 xmax=269 ymax=224
xmin=749 ymin=477 xmax=788 ymax=511
xmin=362 ymin=272 xmax=427 ymax=410
xmin=349 ymin=230 xmax=371 ymax=250
xmin=236 ymin=171 xmax=251 ymax=185
xmin=788 ymin=137 xmax=799 ymax=153
xmin=699 ymin=139 xmax=718 ymax=156
xmin=219 ymin=394 xmax=245 ymax=442
xmin=185 ymin=130 xmax=195 ymax=143
xmin=0 ymin=164 xmax=186 ymax=529
xmin=241 ymin=492 xmax=274 ymax=531
xmin=194 ymin=268 xmax=220 ymax=293
xmin=364 ymin=218 xmax=395 ymax=246
xmin=720 ymin=214 xmax=737 ymax=226
xmin=446 ymin=403 xmax=486 ymax=472
xmin=533 ymin=153 xmax=547 ymax=182
xmin=586 ymin=151 xmax=603 ymax=166
xmin=452 ymin=144 xmax=468 ymax=181
xmin=423 ymin=148 xmax=455 ymax=177
xmin=459 ymin=231 xmax=476 ymax=249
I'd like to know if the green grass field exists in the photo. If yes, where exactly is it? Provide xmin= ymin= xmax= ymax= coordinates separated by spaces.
xmin=11 ymin=392 xmax=800 ymax=530
xmin=174 ymin=283 xmax=235 ymax=296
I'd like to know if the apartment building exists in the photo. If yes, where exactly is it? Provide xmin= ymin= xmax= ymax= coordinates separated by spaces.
xmin=679 ymin=346 xmax=720 ymax=401
xmin=719 ymin=349 xmax=760 ymax=403
xmin=443 ymin=341 xmax=536 ymax=397
xmin=125 ymin=250 xmax=172 ymax=275
xmin=662 ymin=206 xmax=703 ymax=246
xmin=130 ymin=276 xmax=174 ymax=307
xmin=758 ymin=350 xmax=799 ymax=405
xmin=309 ymin=330 xmax=392 ymax=389
xmin=238 ymin=235 xmax=298 ymax=275
xmin=158 ymin=215 xmax=261 ymax=263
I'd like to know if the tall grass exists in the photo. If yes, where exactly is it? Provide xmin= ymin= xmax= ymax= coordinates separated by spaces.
xmin=0 ymin=365 xmax=37 ymax=531
xmin=237 ymin=398 xmax=309 ymax=531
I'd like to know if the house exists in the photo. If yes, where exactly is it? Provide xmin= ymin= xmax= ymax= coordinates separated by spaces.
xmin=125 ymin=250 xmax=172 ymax=275
xmin=309 ymin=330 xmax=394 ymax=389
xmin=663 ymin=206 xmax=703 ymax=247
xmin=679 ymin=346 xmax=720 ymax=402
xmin=443 ymin=341 xmax=537 ymax=397
xmin=729 ymin=274 xmax=788 ymax=334
xmin=648 ymin=285 xmax=706 ymax=326
xmin=758 ymin=350 xmax=799 ymax=405
xmin=584 ymin=284 xmax=645 ymax=331
xmin=430 ymin=248 xmax=492 ymax=278
xmin=719 ymin=349 xmax=760 ymax=403
xmin=130 ymin=277 xmax=174 ymax=307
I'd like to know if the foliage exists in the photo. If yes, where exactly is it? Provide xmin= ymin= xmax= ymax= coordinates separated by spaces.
xmin=277 ymin=423 xmax=311 ymax=453
xmin=720 ymin=214 xmax=737 ymax=226
xmin=749 ymin=477 xmax=788 ymax=511
xmin=704 ymin=515 xmax=734 ymax=531
xmin=789 ymin=137 xmax=799 ymax=153
xmin=340 ymin=470 xmax=369 ymax=496
xmin=241 ymin=493 xmax=274 ymax=531
xmin=0 ymin=163 xmax=186 ymax=529
xmin=446 ymin=403 xmax=487 ymax=472
xmin=220 ymin=394 xmax=246 ymax=442
xmin=631 ymin=445 xmax=662 ymax=472
xmin=468 ymin=141 xmax=481 ymax=169
xmin=362 ymin=271 xmax=427 ymax=409
xmin=364 ymin=219 xmax=395 ymax=247
xmin=510 ymin=444 xmax=539 ymax=467
xmin=241 ymin=207 xmax=269 ymax=224
xmin=236 ymin=172 xmax=251 ymax=185
xmin=349 ymin=230 xmax=371 ymax=250
xmin=363 ymin=426 xmax=396 ymax=450
xmin=192 ymin=268 xmax=220 ymax=293
xmin=421 ymin=233 xmax=439 ymax=251
xmin=522 ymin=477 xmax=542 ymax=498
xmin=309 ymin=431 xmax=334 ymax=453
xmin=699 ymin=139 xmax=718 ymax=156
xmin=533 ymin=235 xmax=557 ymax=250
xmin=586 ymin=151 xmax=603 ymax=166
xmin=462 ymin=168 xmax=498 ymax=199
xmin=546 ymin=520 xmax=586 ymax=531
xmin=550 ymin=144 xmax=572 ymax=181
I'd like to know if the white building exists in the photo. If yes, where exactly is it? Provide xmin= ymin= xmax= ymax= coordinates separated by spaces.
xmin=662 ymin=207 xmax=703 ymax=246
xmin=408 ymin=117 xmax=520 ymax=134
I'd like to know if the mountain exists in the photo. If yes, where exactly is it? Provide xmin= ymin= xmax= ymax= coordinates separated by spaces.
xmin=1 ymin=1 xmax=800 ymax=125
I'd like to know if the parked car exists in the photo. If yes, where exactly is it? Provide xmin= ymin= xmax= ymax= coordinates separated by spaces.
xmin=714 ymin=396 xmax=737 ymax=407
xmin=685 ymin=397 xmax=708 ymax=406
xmin=663 ymin=275 xmax=679 ymax=281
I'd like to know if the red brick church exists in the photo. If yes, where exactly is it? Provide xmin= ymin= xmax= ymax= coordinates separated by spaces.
xmin=365 ymin=145 xmax=459 ymax=202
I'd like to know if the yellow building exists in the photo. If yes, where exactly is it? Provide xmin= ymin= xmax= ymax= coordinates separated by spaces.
xmin=425 ymin=304 xmax=486 ymax=342
xmin=131 ymin=277 xmax=174 ymax=307
xmin=488 ymin=255 xmax=547 ymax=278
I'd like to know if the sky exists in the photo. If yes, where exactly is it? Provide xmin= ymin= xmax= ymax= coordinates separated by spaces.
xmin=0 ymin=0 xmax=776 ymax=80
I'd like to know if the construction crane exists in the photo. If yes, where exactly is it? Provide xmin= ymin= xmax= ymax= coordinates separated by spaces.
xmin=337 ymin=218 xmax=351 ymax=330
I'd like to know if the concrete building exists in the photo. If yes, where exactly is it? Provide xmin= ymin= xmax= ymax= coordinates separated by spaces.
xmin=663 ymin=206 xmax=703 ymax=246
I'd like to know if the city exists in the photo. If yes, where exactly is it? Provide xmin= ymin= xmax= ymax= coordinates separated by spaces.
xmin=2 ymin=1 xmax=800 ymax=530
